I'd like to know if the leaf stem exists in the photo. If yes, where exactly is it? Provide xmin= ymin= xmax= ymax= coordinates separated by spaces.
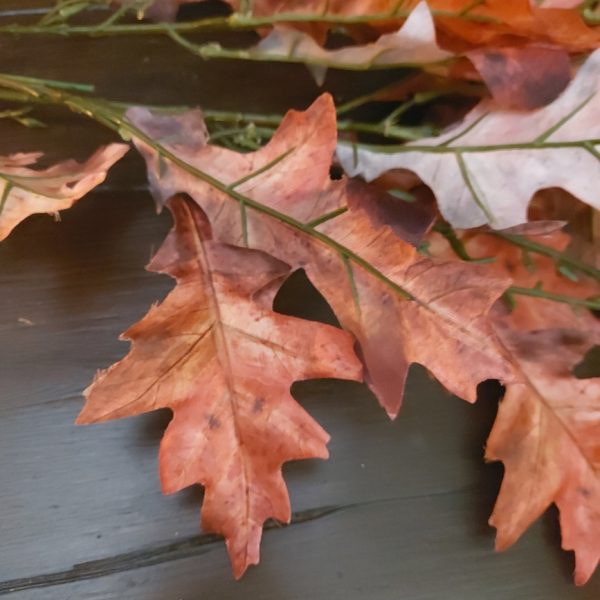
xmin=0 ymin=81 xmax=433 ymax=142
xmin=433 ymin=221 xmax=494 ymax=264
xmin=491 ymin=231 xmax=600 ymax=282
xmin=508 ymin=286 xmax=600 ymax=311
xmin=0 ymin=7 xmax=499 ymax=37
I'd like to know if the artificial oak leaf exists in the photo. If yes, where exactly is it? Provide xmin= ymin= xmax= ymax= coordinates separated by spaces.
xmin=338 ymin=48 xmax=600 ymax=230
xmin=126 ymin=94 xmax=514 ymax=418
xmin=78 ymin=195 xmax=362 ymax=578
xmin=0 ymin=144 xmax=128 ymax=242
xmin=486 ymin=324 xmax=600 ymax=585
xmin=426 ymin=225 xmax=600 ymax=333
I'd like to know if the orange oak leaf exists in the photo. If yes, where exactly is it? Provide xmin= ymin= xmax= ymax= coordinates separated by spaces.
xmin=125 ymin=94 xmax=514 ymax=418
xmin=78 ymin=195 xmax=362 ymax=578
xmin=338 ymin=48 xmax=600 ymax=230
xmin=426 ymin=224 xmax=600 ymax=582
xmin=486 ymin=324 xmax=600 ymax=585
xmin=0 ymin=144 xmax=128 ymax=241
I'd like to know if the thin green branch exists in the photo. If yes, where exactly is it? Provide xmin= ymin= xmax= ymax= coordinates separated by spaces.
xmin=165 ymin=24 xmax=459 ymax=72
xmin=508 ymin=286 xmax=600 ymax=311
xmin=433 ymin=221 xmax=494 ymax=264
xmin=0 ymin=6 xmax=499 ymax=37
xmin=228 ymin=147 xmax=296 ymax=189
xmin=307 ymin=207 xmax=349 ymax=228
xmin=491 ymin=230 xmax=600 ymax=282
xmin=0 ymin=84 xmax=433 ymax=143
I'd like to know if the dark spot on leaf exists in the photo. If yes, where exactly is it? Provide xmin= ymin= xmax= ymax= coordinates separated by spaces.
xmin=577 ymin=486 xmax=592 ymax=498
xmin=252 ymin=397 xmax=265 ymax=414
xmin=207 ymin=414 xmax=221 ymax=430
xmin=558 ymin=330 xmax=586 ymax=347
xmin=484 ymin=52 xmax=507 ymax=66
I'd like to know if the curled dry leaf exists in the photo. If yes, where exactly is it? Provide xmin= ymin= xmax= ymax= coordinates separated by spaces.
xmin=78 ymin=195 xmax=362 ymax=578
xmin=487 ymin=325 xmax=600 ymax=585
xmin=0 ymin=144 xmax=128 ymax=242
xmin=338 ymin=48 xmax=600 ymax=230
xmin=126 ymin=94 xmax=513 ymax=419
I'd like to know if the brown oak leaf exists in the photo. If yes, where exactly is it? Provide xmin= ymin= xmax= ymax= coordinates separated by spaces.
xmin=426 ymin=224 xmax=600 ymax=582
xmin=125 ymin=94 xmax=513 ymax=419
xmin=0 ymin=144 xmax=128 ymax=241
xmin=78 ymin=195 xmax=362 ymax=578
xmin=487 ymin=324 xmax=600 ymax=585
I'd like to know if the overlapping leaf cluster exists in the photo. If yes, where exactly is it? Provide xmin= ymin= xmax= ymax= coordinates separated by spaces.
xmin=1 ymin=0 xmax=600 ymax=587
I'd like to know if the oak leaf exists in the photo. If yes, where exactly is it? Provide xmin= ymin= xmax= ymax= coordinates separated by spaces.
xmin=338 ymin=48 xmax=600 ymax=230
xmin=427 ymin=223 xmax=600 ymax=582
xmin=126 ymin=94 xmax=514 ymax=419
xmin=486 ymin=324 xmax=600 ymax=585
xmin=0 ymin=144 xmax=128 ymax=242
xmin=78 ymin=195 xmax=362 ymax=578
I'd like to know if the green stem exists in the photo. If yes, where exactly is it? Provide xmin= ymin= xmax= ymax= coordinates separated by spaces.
xmin=345 ymin=137 xmax=600 ymax=154
xmin=433 ymin=221 xmax=494 ymax=264
xmin=491 ymin=231 xmax=600 ymax=282
xmin=167 ymin=26 xmax=456 ymax=72
xmin=0 ymin=7 xmax=499 ymax=37
xmin=508 ymin=286 xmax=600 ymax=311
xmin=0 ymin=82 xmax=432 ymax=142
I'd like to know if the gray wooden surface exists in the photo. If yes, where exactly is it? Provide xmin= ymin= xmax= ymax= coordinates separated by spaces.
xmin=1 ymin=2 xmax=600 ymax=598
